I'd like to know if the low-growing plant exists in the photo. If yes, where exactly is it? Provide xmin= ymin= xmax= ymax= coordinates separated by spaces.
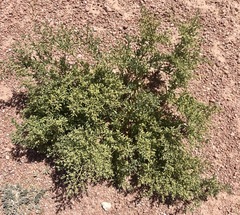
xmin=9 ymin=10 xmax=221 ymax=203
xmin=1 ymin=184 xmax=46 ymax=215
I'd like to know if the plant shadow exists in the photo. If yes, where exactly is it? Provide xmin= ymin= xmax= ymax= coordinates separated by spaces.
xmin=10 ymin=144 xmax=74 ymax=213
xmin=0 ymin=90 xmax=27 ymax=113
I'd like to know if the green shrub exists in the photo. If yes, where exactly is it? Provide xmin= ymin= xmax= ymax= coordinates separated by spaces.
xmin=10 ymin=10 xmax=221 ymax=202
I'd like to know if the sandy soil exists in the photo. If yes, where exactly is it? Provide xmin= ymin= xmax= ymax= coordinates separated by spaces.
xmin=0 ymin=0 xmax=239 ymax=214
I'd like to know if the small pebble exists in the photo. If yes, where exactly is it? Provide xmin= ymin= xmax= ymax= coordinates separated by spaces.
xmin=101 ymin=202 xmax=112 ymax=211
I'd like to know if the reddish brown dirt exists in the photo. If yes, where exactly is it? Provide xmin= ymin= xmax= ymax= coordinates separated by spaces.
xmin=0 ymin=0 xmax=240 ymax=214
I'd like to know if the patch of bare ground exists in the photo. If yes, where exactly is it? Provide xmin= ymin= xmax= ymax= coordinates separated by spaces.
xmin=0 ymin=0 xmax=239 ymax=214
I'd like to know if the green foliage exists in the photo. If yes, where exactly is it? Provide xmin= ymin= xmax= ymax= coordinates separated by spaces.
xmin=10 ymin=10 xmax=221 ymax=203
xmin=1 ymin=184 xmax=46 ymax=215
